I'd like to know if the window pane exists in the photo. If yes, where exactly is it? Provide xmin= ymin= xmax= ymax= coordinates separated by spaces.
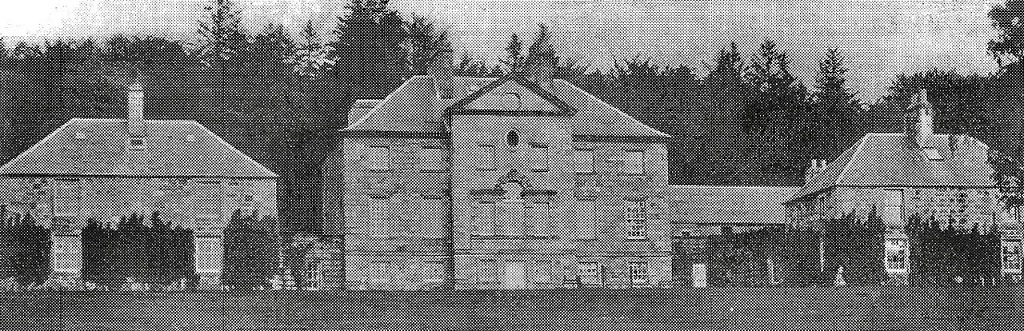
xmin=369 ymin=198 xmax=389 ymax=236
xmin=574 ymin=149 xmax=594 ymax=173
xmin=625 ymin=151 xmax=643 ymax=175
xmin=626 ymin=201 xmax=646 ymax=239
xmin=579 ymin=262 xmax=600 ymax=286
xmin=884 ymin=236 xmax=908 ymax=272
xmin=629 ymin=262 xmax=649 ymax=286
xmin=1004 ymin=240 xmax=1022 ymax=272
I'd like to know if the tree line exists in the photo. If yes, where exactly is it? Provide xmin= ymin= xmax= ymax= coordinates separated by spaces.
xmin=708 ymin=209 xmax=1007 ymax=287
xmin=0 ymin=206 xmax=277 ymax=289
xmin=4 ymin=0 xmax=1024 ymax=235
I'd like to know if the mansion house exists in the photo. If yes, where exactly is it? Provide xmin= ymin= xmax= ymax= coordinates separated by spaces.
xmin=322 ymin=51 xmax=673 ymax=290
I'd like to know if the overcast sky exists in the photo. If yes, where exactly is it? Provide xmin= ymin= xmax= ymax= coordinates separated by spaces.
xmin=0 ymin=0 xmax=1006 ymax=101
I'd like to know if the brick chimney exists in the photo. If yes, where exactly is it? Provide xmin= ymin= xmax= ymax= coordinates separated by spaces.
xmin=428 ymin=48 xmax=455 ymax=99
xmin=127 ymin=75 xmax=146 ymax=138
xmin=805 ymin=159 xmax=825 ymax=183
xmin=908 ymin=89 xmax=933 ymax=146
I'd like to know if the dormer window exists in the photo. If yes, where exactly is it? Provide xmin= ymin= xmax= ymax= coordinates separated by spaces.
xmin=923 ymin=147 xmax=942 ymax=161
xmin=129 ymin=138 xmax=146 ymax=150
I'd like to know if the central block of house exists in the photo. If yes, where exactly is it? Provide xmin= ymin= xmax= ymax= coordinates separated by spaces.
xmin=325 ymin=52 xmax=673 ymax=290
xmin=0 ymin=79 xmax=278 ymax=287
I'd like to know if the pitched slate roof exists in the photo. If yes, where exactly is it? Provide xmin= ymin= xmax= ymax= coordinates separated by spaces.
xmin=341 ymin=74 xmax=670 ymax=140
xmin=787 ymin=133 xmax=994 ymax=203
xmin=0 ymin=118 xmax=277 ymax=178
xmin=667 ymin=185 xmax=798 ymax=225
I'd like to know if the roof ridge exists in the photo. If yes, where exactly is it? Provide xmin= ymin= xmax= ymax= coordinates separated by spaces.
xmin=192 ymin=121 xmax=278 ymax=178
xmin=344 ymin=77 xmax=420 ymax=131
xmin=0 ymin=120 xmax=74 ymax=174
xmin=834 ymin=134 xmax=869 ymax=187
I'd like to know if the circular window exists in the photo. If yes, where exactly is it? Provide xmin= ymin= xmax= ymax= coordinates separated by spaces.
xmin=507 ymin=130 xmax=519 ymax=147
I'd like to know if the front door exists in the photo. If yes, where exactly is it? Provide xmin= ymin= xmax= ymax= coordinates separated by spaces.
xmin=504 ymin=261 xmax=528 ymax=289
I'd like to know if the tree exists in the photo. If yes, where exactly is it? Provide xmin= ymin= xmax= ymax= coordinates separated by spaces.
xmin=803 ymin=49 xmax=860 ymax=161
xmin=502 ymin=34 xmax=525 ymax=73
xmin=222 ymin=211 xmax=276 ymax=289
xmin=988 ymin=1 xmax=1024 ymax=68
xmin=403 ymin=14 xmax=450 ymax=76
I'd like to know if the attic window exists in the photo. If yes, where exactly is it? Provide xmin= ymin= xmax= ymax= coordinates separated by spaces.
xmin=923 ymin=147 xmax=943 ymax=161
xmin=129 ymin=138 xmax=146 ymax=150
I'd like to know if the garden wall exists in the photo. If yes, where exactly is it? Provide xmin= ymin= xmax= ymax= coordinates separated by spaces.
xmin=2 ymin=288 xmax=1023 ymax=330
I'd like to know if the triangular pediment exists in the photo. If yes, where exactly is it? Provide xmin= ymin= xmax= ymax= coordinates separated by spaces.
xmin=448 ymin=74 xmax=575 ymax=116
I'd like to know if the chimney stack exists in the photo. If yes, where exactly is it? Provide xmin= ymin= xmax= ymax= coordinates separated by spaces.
xmin=127 ymin=74 xmax=146 ymax=138
xmin=909 ymin=89 xmax=933 ymax=146
xmin=428 ymin=48 xmax=455 ymax=99
xmin=805 ymin=159 xmax=825 ymax=183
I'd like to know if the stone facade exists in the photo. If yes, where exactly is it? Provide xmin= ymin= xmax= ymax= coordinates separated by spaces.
xmin=332 ymin=52 xmax=672 ymax=290
xmin=0 ymin=79 xmax=278 ymax=287
xmin=786 ymin=89 xmax=1020 ymax=283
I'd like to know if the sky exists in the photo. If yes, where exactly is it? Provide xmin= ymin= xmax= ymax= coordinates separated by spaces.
xmin=0 ymin=0 xmax=1007 ymax=101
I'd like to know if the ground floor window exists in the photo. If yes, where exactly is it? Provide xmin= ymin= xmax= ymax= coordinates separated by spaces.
xmin=578 ymin=262 xmax=600 ymax=286
xmin=629 ymin=261 xmax=649 ymax=286
xmin=1003 ymin=238 xmax=1022 ymax=273
xmin=195 ymin=236 xmax=221 ymax=273
xmin=52 ymin=236 xmax=78 ymax=273
xmin=884 ymin=234 xmax=908 ymax=273
xmin=422 ymin=261 xmax=444 ymax=285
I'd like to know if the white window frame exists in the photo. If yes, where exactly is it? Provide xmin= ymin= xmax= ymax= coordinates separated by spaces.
xmin=626 ymin=201 xmax=647 ymax=240
xmin=366 ymin=146 xmax=390 ymax=171
xmin=573 ymin=149 xmax=595 ymax=173
xmin=52 ymin=180 xmax=81 ymax=218
xmin=882 ymin=189 xmax=903 ymax=227
xmin=368 ymin=197 xmax=389 ymax=237
xmin=884 ymin=233 xmax=909 ymax=274
xmin=531 ymin=144 xmax=549 ymax=172
xmin=578 ymin=262 xmax=600 ymax=286
xmin=629 ymin=261 xmax=649 ymax=286
xmin=51 ymin=236 xmax=78 ymax=273
xmin=195 ymin=236 xmax=221 ymax=273
xmin=624 ymin=150 xmax=644 ymax=175
xmin=420 ymin=146 xmax=446 ymax=172
xmin=1003 ymin=237 xmax=1023 ymax=274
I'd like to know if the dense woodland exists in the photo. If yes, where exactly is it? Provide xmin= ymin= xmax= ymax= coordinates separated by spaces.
xmin=3 ymin=0 xmax=1024 ymax=237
